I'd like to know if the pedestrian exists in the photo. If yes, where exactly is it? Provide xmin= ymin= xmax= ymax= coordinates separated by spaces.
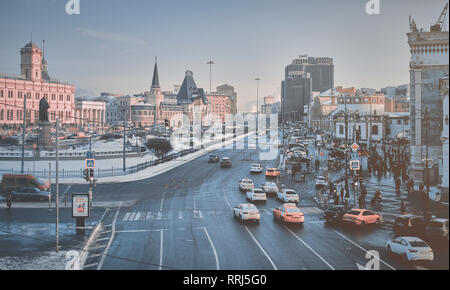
xmin=6 ymin=193 xmax=12 ymax=209
xmin=400 ymin=200 xmax=406 ymax=215
xmin=340 ymin=186 xmax=344 ymax=204
xmin=395 ymin=177 xmax=401 ymax=195
xmin=291 ymin=166 xmax=296 ymax=181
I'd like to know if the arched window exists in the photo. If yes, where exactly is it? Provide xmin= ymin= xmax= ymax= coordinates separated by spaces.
xmin=372 ymin=125 xmax=379 ymax=136
xmin=339 ymin=125 xmax=344 ymax=135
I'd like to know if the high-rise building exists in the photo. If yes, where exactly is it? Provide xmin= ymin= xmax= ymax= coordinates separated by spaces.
xmin=281 ymin=71 xmax=311 ymax=122
xmin=407 ymin=11 xmax=449 ymax=185
xmin=285 ymin=55 xmax=334 ymax=93
xmin=281 ymin=55 xmax=334 ymax=122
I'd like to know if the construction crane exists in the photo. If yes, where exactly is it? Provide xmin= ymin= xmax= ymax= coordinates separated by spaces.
xmin=431 ymin=3 xmax=448 ymax=32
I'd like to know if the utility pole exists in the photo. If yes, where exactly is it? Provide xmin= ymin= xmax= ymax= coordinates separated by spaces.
xmin=123 ymin=120 xmax=126 ymax=172
xmin=368 ymin=98 xmax=372 ymax=151
xmin=55 ymin=119 xmax=59 ymax=252
xmin=207 ymin=60 xmax=214 ymax=94
xmin=424 ymin=108 xmax=431 ymax=219
xmin=344 ymin=95 xmax=349 ymax=198
xmin=21 ymin=92 xmax=27 ymax=173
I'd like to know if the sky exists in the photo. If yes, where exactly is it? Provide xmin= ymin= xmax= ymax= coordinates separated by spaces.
xmin=0 ymin=0 xmax=448 ymax=112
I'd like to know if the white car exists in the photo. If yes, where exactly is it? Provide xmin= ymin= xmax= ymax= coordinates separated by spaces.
xmin=386 ymin=237 xmax=434 ymax=262
xmin=277 ymin=189 xmax=300 ymax=203
xmin=250 ymin=164 xmax=263 ymax=174
xmin=233 ymin=204 xmax=260 ymax=222
xmin=315 ymin=176 xmax=328 ymax=188
xmin=247 ymin=188 xmax=267 ymax=202
xmin=261 ymin=182 xmax=278 ymax=195
xmin=239 ymin=178 xmax=255 ymax=192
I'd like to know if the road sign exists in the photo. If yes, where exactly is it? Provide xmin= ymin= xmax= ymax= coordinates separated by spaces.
xmin=351 ymin=143 xmax=359 ymax=151
xmin=350 ymin=160 xmax=360 ymax=171
xmin=72 ymin=193 xmax=90 ymax=218
xmin=86 ymin=151 xmax=94 ymax=159
xmin=85 ymin=159 xmax=95 ymax=169
xmin=351 ymin=152 xmax=359 ymax=160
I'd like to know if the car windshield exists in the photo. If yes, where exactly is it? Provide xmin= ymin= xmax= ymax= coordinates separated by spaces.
xmin=286 ymin=191 xmax=297 ymax=195
xmin=254 ymin=190 xmax=264 ymax=194
xmin=409 ymin=241 xmax=428 ymax=247
xmin=243 ymin=180 xmax=253 ymax=184
xmin=347 ymin=210 xmax=361 ymax=216
xmin=286 ymin=208 xmax=301 ymax=213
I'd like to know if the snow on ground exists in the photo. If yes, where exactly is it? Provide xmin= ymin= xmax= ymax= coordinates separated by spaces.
xmin=0 ymin=251 xmax=68 ymax=270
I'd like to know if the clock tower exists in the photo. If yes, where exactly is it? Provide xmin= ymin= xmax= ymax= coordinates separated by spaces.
xmin=20 ymin=42 xmax=42 ymax=81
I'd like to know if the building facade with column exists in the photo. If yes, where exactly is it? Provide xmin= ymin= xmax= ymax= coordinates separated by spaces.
xmin=74 ymin=99 xmax=106 ymax=127
xmin=407 ymin=15 xmax=449 ymax=185
xmin=0 ymin=42 xmax=75 ymax=129
xmin=439 ymin=76 xmax=449 ymax=198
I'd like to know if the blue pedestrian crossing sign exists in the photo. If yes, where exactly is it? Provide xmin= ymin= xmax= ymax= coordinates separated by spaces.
xmin=86 ymin=159 xmax=95 ymax=169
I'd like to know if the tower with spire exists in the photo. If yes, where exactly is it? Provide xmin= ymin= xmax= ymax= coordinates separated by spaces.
xmin=41 ymin=39 xmax=51 ymax=81
xmin=147 ymin=57 xmax=165 ymax=124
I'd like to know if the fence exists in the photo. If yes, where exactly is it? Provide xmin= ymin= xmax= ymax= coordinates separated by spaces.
xmin=0 ymin=132 xmax=248 ymax=179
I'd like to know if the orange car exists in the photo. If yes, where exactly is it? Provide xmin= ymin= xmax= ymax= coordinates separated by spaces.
xmin=342 ymin=209 xmax=382 ymax=226
xmin=265 ymin=168 xmax=280 ymax=179
xmin=273 ymin=203 xmax=305 ymax=224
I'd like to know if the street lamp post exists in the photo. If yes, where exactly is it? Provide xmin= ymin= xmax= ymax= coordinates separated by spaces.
xmin=21 ymin=92 xmax=27 ymax=174
xmin=207 ymin=60 xmax=214 ymax=94
xmin=423 ymin=108 xmax=431 ymax=219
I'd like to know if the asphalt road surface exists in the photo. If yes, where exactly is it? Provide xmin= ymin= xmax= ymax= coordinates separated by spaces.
xmin=72 ymin=135 xmax=447 ymax=270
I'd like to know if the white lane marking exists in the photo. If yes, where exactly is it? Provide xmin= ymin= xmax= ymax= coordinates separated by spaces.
xmin=160 ymin=191 xmax=166 ymax=212
xmin=146 ymin=211 xmax=153 ymax=220
xmin=202 ymin=227 xmax=220 ymax=270
xmin=159 ymin=230 xmax=164 ymax=271
xmin=97 ymin=207 xmax=121 ymax=270
xmin=122 ymin=212 xmax=131 ymax=221
xmin=283 ymin=225 xmax=335 ymax=270
xmin=199 ymin=210 xmax=203 ymax=219
xmin=116 ymin=229 xmax=169 ymax=233
xmin=178 ymin=211 xmax=183 ymax=220
xmin=223 ymin=189 xmax=232 ymax=210
xmin=157 ymin=211 xmax=163 ymax=220
xmin=326 ymin=226 xmax=396 ymax=270
xmin=263 ymin=209 xmax=271 ymax=216
xmin=244 ymin=226 xmax=278 ymax=270
xmin=134 ymin=212 xmax=141 ymax=221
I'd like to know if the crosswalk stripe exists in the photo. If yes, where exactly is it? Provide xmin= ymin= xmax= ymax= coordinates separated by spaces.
xmin=123 ymin=212 xmax=131 ymax=221
xmin=134 ymin=212 xmax=141 ymax=221
xmin=129 ymin=212 xmax=136 ymax=221
xmin=199 ymin=210 xmax=203 ymax=218
xmin=178 ymin=211 xmax=183 ymax=220
xmin=157 ymin=211 xmax=163 ymax=220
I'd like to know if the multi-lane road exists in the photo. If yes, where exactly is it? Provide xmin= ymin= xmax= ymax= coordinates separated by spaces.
xmin=70 ymin=135 xmax=447 ymax=270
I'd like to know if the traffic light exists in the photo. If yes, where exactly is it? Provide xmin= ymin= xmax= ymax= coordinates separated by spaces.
xmin=83 ymin=169 xmax=89 ymax=181
xmin=89 ymin=168 xmax=94 ymax=180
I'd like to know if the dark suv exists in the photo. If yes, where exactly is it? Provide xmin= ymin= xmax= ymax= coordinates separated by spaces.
xmin=393 ymin=215 xmax=426 ymax=236
xmin=323 ymin=205 xmax=349 ymax=223
xmin=220 ymin=157 xmax=232 ymax=168
xmin=208 ymin=155 xmax=220 ymax=163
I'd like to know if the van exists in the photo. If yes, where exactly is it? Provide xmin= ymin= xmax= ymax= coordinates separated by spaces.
xmin=1 ymin=174 xmax=50 ymax=195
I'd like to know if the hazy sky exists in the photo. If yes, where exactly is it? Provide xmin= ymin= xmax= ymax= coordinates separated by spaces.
xmin=0 ymin=0 xmax=448 ymax=112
